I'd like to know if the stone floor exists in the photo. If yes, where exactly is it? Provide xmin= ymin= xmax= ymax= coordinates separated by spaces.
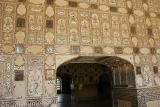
xmin=50 ymin=94 xmax=112 ymax=107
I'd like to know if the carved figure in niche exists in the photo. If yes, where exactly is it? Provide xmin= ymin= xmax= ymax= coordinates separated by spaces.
xmin=29 ymin=15 xmax=43 ymax=31
xmin=28 ymin=66 xmax=43 ymax=96
xmin=143 ymin=66 xmax=152 ymax=86
xmin=29 ymin=15 xmax=34 ymax=23
xmin=57 ymin=19 xmax=66 ymax=34
xmin=70 ymin=28 xmax=78 ymax=36
xmin=102 ymin=22 xmax=110 ymax=36
xmin=121 ymin=24 xmax=129 ymax=37
xmin=69 ymin=12 xmax=77 ymax=25
xmin=92 ymin=14 xmax=99 ymax=28
xmin=45 ymin=69 xmax=54 ymax=80
xmin=113 ymin=32 xmax=121 ymax=46
xmin=3 ymin=17 xmax=13 ymax=33
xmin=37 ymin=16 xmax=43 ymax=24
xmin=81 ymin=20 xmax=90 ymax=36
xmin=111 ymin=16 xmax=119 ymax=30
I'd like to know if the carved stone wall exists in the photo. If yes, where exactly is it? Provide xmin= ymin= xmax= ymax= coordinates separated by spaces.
xmin=0 ymin=0 xmax=160 ymax=107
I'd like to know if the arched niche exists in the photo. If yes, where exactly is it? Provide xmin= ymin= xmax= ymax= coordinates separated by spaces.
xmin=56 ymin=55 xmax=136 ymax=88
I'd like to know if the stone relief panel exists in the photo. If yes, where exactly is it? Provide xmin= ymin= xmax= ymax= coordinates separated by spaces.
xmin=27 ymin=5 xmax=44 ymax=44
xmin=0 ymin=55 xmax=13 ymax=99
xmin=2 ymin=3 xmax=15 ymax=44
xmin=27 ymin=56 xmax=44 ymax=97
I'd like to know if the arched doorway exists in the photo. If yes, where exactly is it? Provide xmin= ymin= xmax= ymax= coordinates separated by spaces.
xmin=56 ymin=56 xmax=135 ymax=107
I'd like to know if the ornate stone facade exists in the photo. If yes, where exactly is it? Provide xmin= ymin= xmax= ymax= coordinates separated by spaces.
xmin=0 ymin=0 xmax=160 ymax=107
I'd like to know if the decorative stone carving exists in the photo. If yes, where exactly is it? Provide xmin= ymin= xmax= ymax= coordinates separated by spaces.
xmin=133 ymin=10 xmax=144 ymax=17
xmin=14 ymin=55 xmax=25 ymax=67
xmin=123 ymin=47 xmax=133 ymax=54
xmin=55 ymin=45 xmax=70 ymax=54
xmin=151 ymin=55 xmax=157 ymax=64
xmin=132 ymin=37 xmax=138 ymax=47
xmin=92 ymin=13 xmax=100 ymax=28
xmin=0 ymin=56 xmax=13 ymax=98
xmin=81 ymin=20 xmax=90 ymax=36
xmin=136 ymin=75 xmax=143 ymax=87
xmin=155 ymin=75 xmax=160 ymax=86
xmin=57 ymin=19 xmax=67 ymax=34
xmin=44 ymin=82 xmax=56 ymax=97
xmin=45 ymin=55 xmax=55 ymax=69
xmin=129 ymin=15 xmax=135 ymax=24
xmin=81 ymin=46 xmax=94 ymax=55
xmin=135 ymin=55 xmax=141 ymax=64
xmin=103 ymin=47 xmax=114 ymax=54
xmin=46 ymin=6 xmax=54 ymax=17
xmin=143 ymin=3 xmax=148 ymax=11
xmin=29 ymin=0 xmax=45 ymax=4
xmin=78 ymin=2 xmax=90 ymax=9
xmin=15 ymin=31 xmax=25 ymax=44
xmin=45 ymin=69 xmax=55 ymax=80
xmin=126 ymin=1 xmax=132 ymax=9
xmin=27 ymin=45 xmax=44 ymax=54
xmin=99 ymin=5 xmax=109 ymax=11
xmin=27 ymin=56 xmax=43 ymax=97
xmin=55 ymin=0 xmax=68 ymax=6
xmin=17 ymin=4 xmax=26 ymax=16
xmin=142 ymin=66 xmax=153 ymax=87
xmin=5 ymin=5 xmax=14 ymax=14
xmin=56 ymin=36 xmax=68 ymax=44
xmin=2 ymin=45 xmax=14 ymax=53
xmin=3 ymin=17 xmax=14 ymax=33
xmin=81 ymin=36 xmax=91 ymax=45
xmin=118 ymin=8 xmax=128 ymax=14
xmin=146 ymin=18 xmax=151 ymax=27
xmin=45 ymin=32 xmax=54 ymax=44
xmin=140 ymin=48 xmax=150 ymax=55
xmin=149 ymin=38 xmax=155 ymax=47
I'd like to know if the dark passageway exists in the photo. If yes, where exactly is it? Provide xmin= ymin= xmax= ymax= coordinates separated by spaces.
xmin=56 ymin=63 xmax=113 ymax=107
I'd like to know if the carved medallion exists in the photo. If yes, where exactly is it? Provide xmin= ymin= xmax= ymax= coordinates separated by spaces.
xmin=17 ymin=4 xmax=26 ymax=16
xmin=15 ymin=31 xmax=25 ymax=43
xmin=46 ymin=6 xmax=54 ymax=17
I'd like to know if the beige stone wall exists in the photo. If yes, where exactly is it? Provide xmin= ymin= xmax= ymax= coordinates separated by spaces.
xmin=0 ymin=0 xmax=160 ymax=106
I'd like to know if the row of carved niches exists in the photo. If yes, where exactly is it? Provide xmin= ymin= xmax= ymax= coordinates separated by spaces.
xmin=136 ymin=65 xmax=160 ymax=88
xmin=14 ymin=0 xmax=160 ymax=15
xmin=0 ymin=55 xmax=13 ymax=99
xmin=1 ymin=1 xmax=160 ymax=47
xmin=1 ymin=2 xmax=160 ymax=48
xmin=1 ymin=44 xmax=159 ymax=55
xmin=57 ymin=63 xmax=135 ymax=89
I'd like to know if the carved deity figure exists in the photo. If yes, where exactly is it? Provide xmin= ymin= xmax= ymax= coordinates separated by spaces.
xmin=81 ymin=20 xmax=90 ymax=36
xmin=57 ymin=19 xmax=66 ymax=34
